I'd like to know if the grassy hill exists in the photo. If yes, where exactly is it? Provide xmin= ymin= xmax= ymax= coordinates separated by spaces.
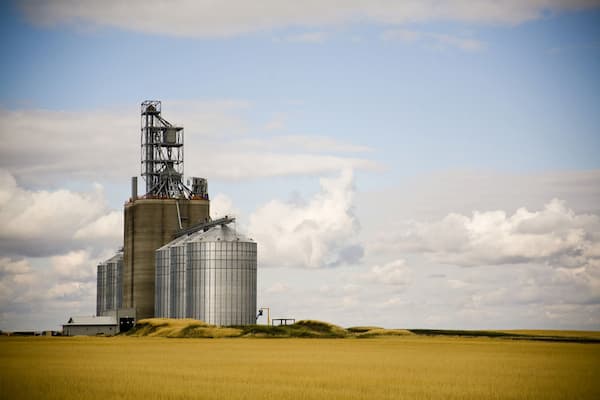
xmin=125 ymin=319 xmax=600 ymax=343
xmin=127 ymin=319 xmax=414 ymax=339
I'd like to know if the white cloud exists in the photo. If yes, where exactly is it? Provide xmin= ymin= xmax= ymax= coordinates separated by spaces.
xmin=19 ymin=1 xmax=600 ymax=37
xmin=266 ymin=282 xmax=290 ymax=294
xmin=74 ymin=211 xmax=122 ymax=241
xmin=0 ymin=250 xmax=114 ymax=330
xmin=0 ymin=104 xmax=377 ymax=185
xmin=0 ymin=258 xmax=36 ymax=310
xmin=249 ymin=169 xmax=362 ymax=268
xmin=395 ymin=199 xmax=600 ymax=269
xmin=0 ymin=169 xmax=121 ymax=257
xmin=51 ymin=250 xmax=97 ymax=283
xmin=46 ymin=281 xmax=95 ymax=301
xmin=0 ymin=107 xmax=137 ymax=185
xmin=382 ymin=29 xmax=485 ymax=51
xmin=0 ymin=258 xmax=31 ymax=277
xmin=361 ymin=259 xmax=413 ymax=286
xmin=210 ymin=193 xmax=239 ymax=219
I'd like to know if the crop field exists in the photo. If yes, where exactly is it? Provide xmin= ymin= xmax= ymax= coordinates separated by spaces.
xmin=1 ymin=334 xmax=599 ymax=400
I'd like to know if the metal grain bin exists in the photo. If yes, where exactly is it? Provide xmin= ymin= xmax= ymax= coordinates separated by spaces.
xmin=185 ymin=225 xmax=256 ymax=326
xmin=169 ymin=240 xmax=187 ymax=318
xmin=155 ymin=235 xmax=188 ymax=318
xmin=96 ymin=250 xmax=123 ymax=316
xmin=155 ymin=223 xmax=257 ymax=325
xmin=155 ymin=242 xmax=171 ymax=318
xmin=96 ymin=263 xmax=106 ymax=316
xmin=106 ymin=260 xmax=116 ymax=311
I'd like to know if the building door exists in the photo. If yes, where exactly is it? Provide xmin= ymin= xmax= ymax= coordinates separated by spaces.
xmin=119 ymin=317 xmax=135 ymax=333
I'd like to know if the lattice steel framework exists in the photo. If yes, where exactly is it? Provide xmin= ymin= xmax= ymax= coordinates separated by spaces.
xmin=141 ymin=100 xmax=192 ymax=198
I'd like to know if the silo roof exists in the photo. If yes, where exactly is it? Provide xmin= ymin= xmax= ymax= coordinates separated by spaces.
xmin=187 ymin=224 xmax=254 ymax=243
xmin=157 ymin=233 xmax=189 ymax=251
xmin=100 ymin=250 xmax=123 ymax=265
xmin=160 ymin=224 xmax=254 ymax=250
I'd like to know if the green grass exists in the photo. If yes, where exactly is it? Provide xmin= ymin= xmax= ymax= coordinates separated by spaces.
xmin=1 ymin=335 xmax=599 ymax=399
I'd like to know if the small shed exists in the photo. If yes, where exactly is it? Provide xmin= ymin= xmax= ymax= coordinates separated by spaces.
xmin=63 ymin=316 xmax=117 ymax=336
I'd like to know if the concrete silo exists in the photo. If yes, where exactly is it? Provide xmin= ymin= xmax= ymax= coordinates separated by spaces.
xmin=155 ymin=217 xmax=257 ymax=326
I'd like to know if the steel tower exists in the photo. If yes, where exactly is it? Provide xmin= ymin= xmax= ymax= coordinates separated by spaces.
xmin=141 ymin=100 xmax=191 ymax=198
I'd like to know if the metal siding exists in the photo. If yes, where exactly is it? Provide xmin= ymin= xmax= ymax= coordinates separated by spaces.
xmin=117 ymin=257 xmax=123 ymax=308
xmin=169 ymin=244 xmax=186 ymax=318
xmin=96 ymin=264 xmax=105 ymax=316
xmin=156 ymin=225 xmax=257 ymax=326
xmin=154 ymin=246 xmax=170 ymax=318
xmin=106 ymin=262 xmax=114 ymax=311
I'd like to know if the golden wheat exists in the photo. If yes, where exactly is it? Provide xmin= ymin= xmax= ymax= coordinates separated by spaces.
xmin=1 ymin=335 xmax=599 ymax=399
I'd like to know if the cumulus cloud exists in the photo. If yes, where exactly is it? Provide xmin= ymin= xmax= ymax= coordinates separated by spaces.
xmin=51 ymin=250 xmax=98 ymax=283
xmin=0 ymin=107 xmax=137 ymax=185
xmin=46 ymin=281 xmax=95 ymax=302
xmin=366 ymin=198 xmax=600 ymax=318
xmin=19 ymin=1 xmax=600 ymax=37
xmin=249 ymin=169 xmax=362 ymax=268
xmin=0 ymin=250 xmax=112 ymax=330
xmin=0 ymin=105 xmax=377 ymax=185
xmin=395 ymin=199 xmax=600 ymax=269
xmin=0 ymin=258 xmax=31 ymax=278
xmin=210 ymin=193 xmax=239 ymax=219
xmin=0 ymin=258 xmax=36 ymax=309
xmin=74 ymin=211 xmax=122 ymax=241
xmin=0 ymin=169 xmax=121 ymax=257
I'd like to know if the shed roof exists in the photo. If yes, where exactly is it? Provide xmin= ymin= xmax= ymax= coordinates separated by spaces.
xmin=64 ymin=316 xmax=117 ymax=326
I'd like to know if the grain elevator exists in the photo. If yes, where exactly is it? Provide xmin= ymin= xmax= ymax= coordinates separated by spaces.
xmin=93 ymin=100 xmax=257 ymax=328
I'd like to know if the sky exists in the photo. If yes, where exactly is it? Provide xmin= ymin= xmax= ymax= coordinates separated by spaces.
xmin=1 ymin=0 xmax=600 ymax=331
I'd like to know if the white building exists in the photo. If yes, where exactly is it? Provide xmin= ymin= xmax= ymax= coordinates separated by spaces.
xmin=62 ymin=316 xmax=117 ymax=336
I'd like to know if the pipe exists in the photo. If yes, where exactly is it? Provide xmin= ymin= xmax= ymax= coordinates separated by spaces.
xmin=131 ymin=177 xmax=138 ymax=200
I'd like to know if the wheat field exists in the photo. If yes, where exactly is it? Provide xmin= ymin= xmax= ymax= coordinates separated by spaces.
xmin=1 ymin=335 xmax=599 ymax=399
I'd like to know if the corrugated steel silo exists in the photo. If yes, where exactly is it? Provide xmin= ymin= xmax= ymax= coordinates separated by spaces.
xmin=155 ymin=242 xmax=171 ymax=318
xmin=106 ymin=261 xmax=115 ymax=311
xmin=96 ymin=263 xmax=106 ymax=316
xmin=96 ymin=251 xmax=123 ymax=316
xmin=154 ymin=222 xmax=257 ymax=325
xmin=169 ymin=240 xmax=187 ymax=318
xmin=185 ymin=226 xmax=257 ymax=325
xmin=155 ymin=235 xmax=189 ymax=318
xmin=105 ymin=252 xmax=123 ymax=311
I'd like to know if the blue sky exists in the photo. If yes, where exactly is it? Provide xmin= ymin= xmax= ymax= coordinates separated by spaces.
xmin=1 ymin=1 xmax=600 ymax=331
